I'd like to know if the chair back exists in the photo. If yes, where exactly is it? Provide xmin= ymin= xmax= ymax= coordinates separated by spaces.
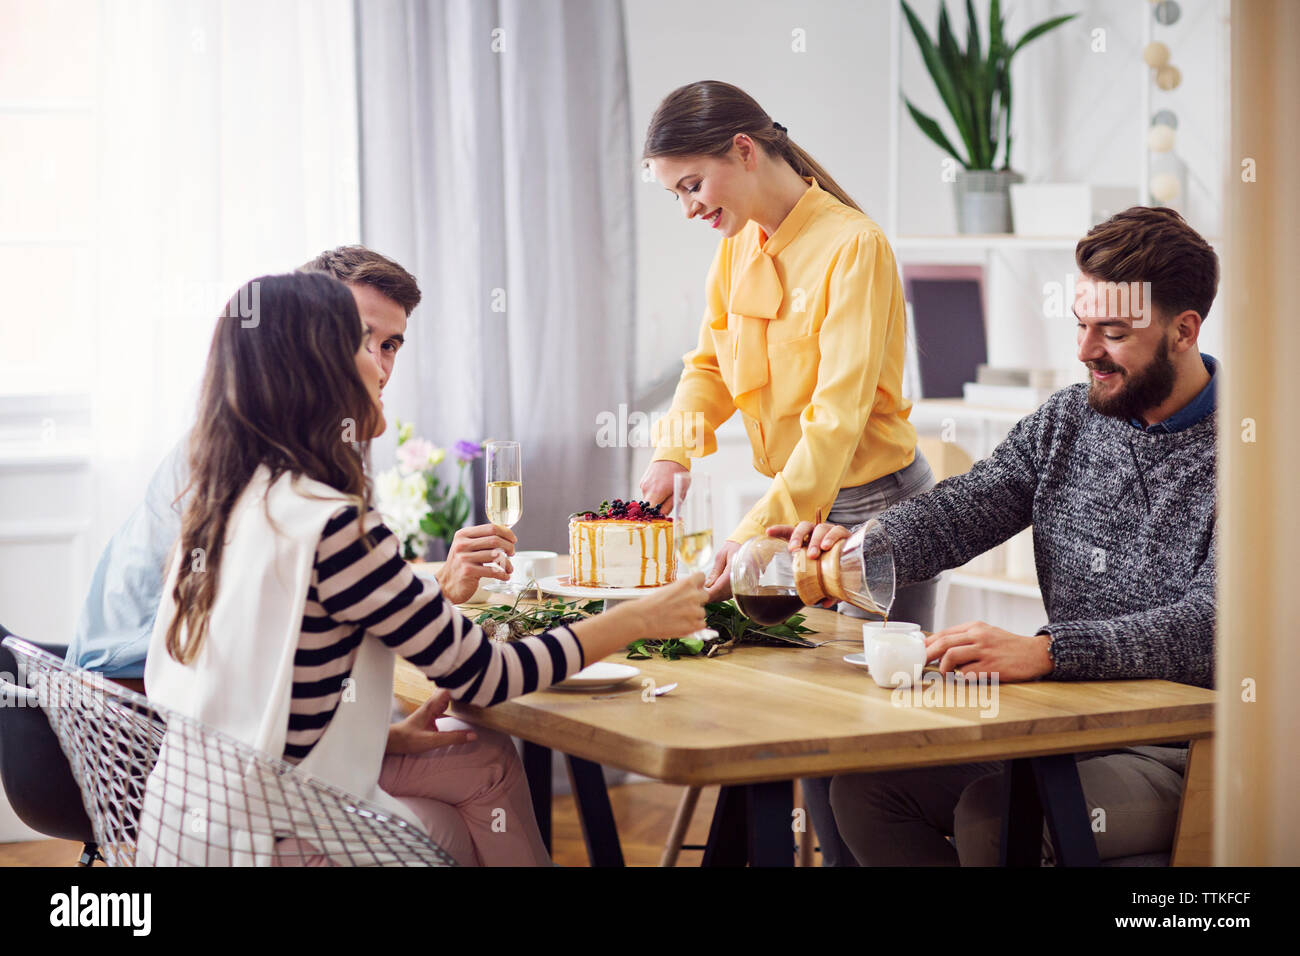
xmin=2 ymin=637 xmax=454 ymax=867
xmin=0 ymin=631 xmax=96 ymax=843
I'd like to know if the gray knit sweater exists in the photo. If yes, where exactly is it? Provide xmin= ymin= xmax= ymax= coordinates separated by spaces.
xmin=875 ymin=383 xmax=1216 ymax=688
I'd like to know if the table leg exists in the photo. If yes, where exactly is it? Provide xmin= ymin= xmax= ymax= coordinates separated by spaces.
xmin=701 ymin=782 xmax=795 ymax=866
xmin=1032 ymin=754 xmax=1100 ymax=867
xmin=746 ymin=780 xmax=795 ymax=867
xmin=702 ymin=785 xmax=749 ymax=866
xmin=564 ymin=755 xmax=625 ymax=867
xmin=522 ymin=741 xmax=552 ymax=854
xmin=999 ymin=758 xmax=1043 ymax=866
xmin=795 ymin=780 xmax=816 ymax=867
xmin=999 ymin=755 xmax=1100 ymax=867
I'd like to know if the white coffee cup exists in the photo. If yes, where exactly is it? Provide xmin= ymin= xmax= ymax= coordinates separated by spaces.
xmin=863 ymin=622 xmax=926 ymax=688
xmin=510 ymin=550 xmax=557 ymax=585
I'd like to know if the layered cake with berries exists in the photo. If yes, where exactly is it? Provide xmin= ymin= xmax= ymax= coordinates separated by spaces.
xmin=569 ymin=499 xmax=676 ymax=588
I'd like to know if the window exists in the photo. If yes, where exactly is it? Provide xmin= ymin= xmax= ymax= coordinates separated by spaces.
xmin=0 ymin=0 xmax=99 ymax=398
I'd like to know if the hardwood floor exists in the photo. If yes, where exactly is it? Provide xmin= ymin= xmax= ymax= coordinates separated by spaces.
xmin=0 ymin=781 xmax=821 ymax=867
xmin=0 ymin=837 xmax=86 ymax=866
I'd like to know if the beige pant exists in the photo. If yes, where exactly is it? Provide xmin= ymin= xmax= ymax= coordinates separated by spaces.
xmin=275 ymin=718 xmax=552 ymax=867
xmin=830 ymin=745 xmax=1187 ymax=866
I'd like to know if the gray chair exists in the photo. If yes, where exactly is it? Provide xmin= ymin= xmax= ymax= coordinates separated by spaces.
xmin=0 ymin=625 xmax=100 ymax=865
xmin=3 ymin=637 xmax=456 ymax=867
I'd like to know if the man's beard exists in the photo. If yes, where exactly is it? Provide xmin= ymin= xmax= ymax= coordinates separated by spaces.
xmin=1086 ymin=337 xmax=1177 ymax=421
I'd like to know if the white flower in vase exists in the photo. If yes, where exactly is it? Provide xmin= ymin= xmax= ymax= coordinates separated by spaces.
xmin=374 ymin=466 xmax=430 ymax=558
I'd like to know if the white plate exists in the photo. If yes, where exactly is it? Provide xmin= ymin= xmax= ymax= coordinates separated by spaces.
xmin=555 ymin=661 xmax=641 ymax=691
xmin=535 ymin=574 xmax=674 ymax=602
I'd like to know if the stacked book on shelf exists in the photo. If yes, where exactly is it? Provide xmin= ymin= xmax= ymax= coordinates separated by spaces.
xmin=961 ymin=365 xmax=1064 ymax=410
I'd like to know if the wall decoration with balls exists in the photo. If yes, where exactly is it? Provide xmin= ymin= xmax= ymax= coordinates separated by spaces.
xmin=1143 ymin=0 xmax=1188 ymax=207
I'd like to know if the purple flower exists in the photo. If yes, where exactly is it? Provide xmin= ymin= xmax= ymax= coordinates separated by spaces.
xmin=454 ymin=439 xmax=482 ymax=464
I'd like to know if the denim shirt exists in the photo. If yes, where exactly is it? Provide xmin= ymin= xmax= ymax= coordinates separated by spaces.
xmin=1129 ymin=353 xmax=1218 ymax=434
xmin=65 ymin=439 xmax=189 ymax=678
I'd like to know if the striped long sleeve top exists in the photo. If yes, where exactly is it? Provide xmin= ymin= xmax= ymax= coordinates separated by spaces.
xmin=283 ymin=505 xmax=585 ymax=763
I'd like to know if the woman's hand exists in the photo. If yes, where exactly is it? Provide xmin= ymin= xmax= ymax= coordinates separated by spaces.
xmin=704 ymin=540 xmax=741 ymax=601
xmin=768 ymin=521 xmax=851 ymax=559
xmin=766 ymin=523 xmax=850 ymax=608
xmin=621 ymin=572 xmax=709 ymax=639
xmin=638 ymin=459 xmax=688 ymax=514
xmin=567 ymin=573 xmax=707 ymax=666
xmin=437 ymin=524 xmax=517 ymax=604
xmin=386 ymin=690 xmax=476 ymax=755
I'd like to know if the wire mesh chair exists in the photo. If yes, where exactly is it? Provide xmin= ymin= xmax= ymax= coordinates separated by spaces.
xmin=2 ymin=637 xmax=455 ymax=867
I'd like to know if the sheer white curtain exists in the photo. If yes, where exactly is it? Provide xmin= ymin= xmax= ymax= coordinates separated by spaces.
xmin=356 ymin=0 xmax=636 ymax=552
xmin=90 ymin=0 xmax=360 ymax=559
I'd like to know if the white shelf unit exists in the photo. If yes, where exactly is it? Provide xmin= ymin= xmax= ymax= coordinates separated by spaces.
xmin=892 ymin=235 xmax=1079 ymax=252
xmin=947 ymin=567 xmax=1042 ymax=600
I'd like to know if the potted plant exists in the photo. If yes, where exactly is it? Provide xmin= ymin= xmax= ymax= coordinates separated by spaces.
xmin=375 ymin=421 xmax=483 ymax=561
xmin=901 ymin=0 xmax=1077 ymax=233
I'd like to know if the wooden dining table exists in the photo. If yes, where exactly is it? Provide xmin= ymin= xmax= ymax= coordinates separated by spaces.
xmin=393 ymin=589 xmax=1216 ymax=867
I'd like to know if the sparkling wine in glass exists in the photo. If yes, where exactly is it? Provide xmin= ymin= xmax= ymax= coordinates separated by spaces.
xmin=673 ymin=473 xmax=713 ymax=576
xmin=484 ymin=440 xmax=521 ymax=574
xmin=673 ymin=471 xmax=716 ymax=641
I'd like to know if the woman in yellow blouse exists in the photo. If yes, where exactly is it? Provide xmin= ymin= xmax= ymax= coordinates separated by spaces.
xmin=641 ymin=81 xmax=935 ymax=601
xmin=639 ymin=81 xmax=938 ymax=866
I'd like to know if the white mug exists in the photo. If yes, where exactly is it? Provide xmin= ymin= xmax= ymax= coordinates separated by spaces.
xmin=510 ymin=550 xmax=557 ymax=585
xmin=863 ymin=622 xmax=926 ymax=688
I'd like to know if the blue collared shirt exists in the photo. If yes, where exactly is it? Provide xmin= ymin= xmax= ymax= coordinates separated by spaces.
xmin=65 ymin=439 xmax=189 ymax=679
xmin=1129 ymin=353 xmax=1218 ymax=434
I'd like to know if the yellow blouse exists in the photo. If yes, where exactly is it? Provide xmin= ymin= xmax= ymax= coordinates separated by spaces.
xmin=651 ymin=179 xmax=917 ymax=544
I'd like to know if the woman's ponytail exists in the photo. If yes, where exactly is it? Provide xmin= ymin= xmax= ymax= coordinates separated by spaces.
xmin=769 ymin=128 xmax=862 ymax=213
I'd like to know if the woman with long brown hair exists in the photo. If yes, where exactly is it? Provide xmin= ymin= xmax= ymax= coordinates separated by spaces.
xmin=638 ymin=81 xmax=939 ymax=866
xmin=139 ymin=271 xmax=706 ymax=865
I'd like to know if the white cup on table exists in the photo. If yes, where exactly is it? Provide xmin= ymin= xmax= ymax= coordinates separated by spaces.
xmin=863 ymin=621 xmax=927 ymax=688
xmin=510 ymin=550 xmax=557 ymax=586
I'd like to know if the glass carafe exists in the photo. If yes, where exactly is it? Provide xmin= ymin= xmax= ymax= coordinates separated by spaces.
xmin=730 ymin=519 xmax=896 ymax=625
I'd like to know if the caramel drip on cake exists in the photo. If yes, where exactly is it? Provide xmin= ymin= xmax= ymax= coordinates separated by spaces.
xmin=569 ymin=517 xmax=673 ymax=587
xmin=649 ymin=525 xmax=657 ymax=587
xmin=634 ymin=522 xmax=644 ymax=582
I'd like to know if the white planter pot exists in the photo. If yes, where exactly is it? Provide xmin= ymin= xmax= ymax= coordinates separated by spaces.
xmin=954 ymin=169 xmax=1023 ymax=234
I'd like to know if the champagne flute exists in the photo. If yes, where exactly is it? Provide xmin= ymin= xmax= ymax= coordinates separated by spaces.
xmin=673 ymin=471 xmax=717 ymax=641
xmin=484 ymin=440 xmax=521 ymax=578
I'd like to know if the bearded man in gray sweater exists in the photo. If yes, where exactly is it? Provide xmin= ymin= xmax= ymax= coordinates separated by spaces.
xmin=772 ymin=206 xmax=1219 ymax=865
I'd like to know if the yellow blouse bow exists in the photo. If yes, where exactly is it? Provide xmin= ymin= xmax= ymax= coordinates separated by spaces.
xmin=725 ymin=245 xmax=785 ymax=414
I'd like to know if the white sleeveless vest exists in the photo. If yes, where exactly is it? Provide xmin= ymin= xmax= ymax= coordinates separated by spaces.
xmin=137 ymin=465 xmax=422 ymax=866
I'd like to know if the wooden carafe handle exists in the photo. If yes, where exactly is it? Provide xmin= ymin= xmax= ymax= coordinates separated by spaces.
xmin=792 ymin=540 xmax=846 ymax=605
